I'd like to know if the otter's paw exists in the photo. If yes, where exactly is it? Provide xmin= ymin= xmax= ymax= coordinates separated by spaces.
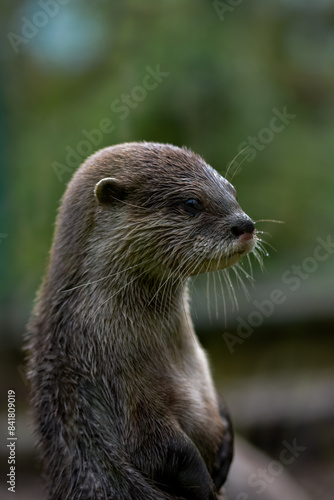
xmin=211 ymin=398 xmax=234 ymax=490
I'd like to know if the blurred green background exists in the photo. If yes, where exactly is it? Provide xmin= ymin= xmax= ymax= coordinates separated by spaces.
xmin=1 ymin=1 xmax=333 ymax=499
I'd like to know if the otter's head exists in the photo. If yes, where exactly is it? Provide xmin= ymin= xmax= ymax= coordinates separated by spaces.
xmin=90 ymin=142 xmax=256 ymax=280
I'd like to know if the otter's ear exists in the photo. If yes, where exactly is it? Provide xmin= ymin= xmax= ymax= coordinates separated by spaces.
xmin=94 ymin=177 xmax=126 ymax=205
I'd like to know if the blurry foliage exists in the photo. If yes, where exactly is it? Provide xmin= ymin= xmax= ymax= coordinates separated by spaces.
xmin=1 ymin=0 xmax=334 ymax=338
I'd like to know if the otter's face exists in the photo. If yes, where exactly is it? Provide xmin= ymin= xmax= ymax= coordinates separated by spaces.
xmin=94 ymin=148 xmax=256 ymax=278
xmin=164 ymin=172 xmax=255 ymax=275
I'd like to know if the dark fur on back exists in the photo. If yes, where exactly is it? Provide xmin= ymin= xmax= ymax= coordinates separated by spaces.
xmin=26 ymin=142 xmax=255 ymax=499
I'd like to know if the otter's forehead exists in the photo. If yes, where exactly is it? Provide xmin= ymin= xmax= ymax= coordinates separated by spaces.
xmin=161 ymin=148 xmax=237 ymax=201
xmin=121 ymin=143 xmax=232 ymax=188
xmin=205 ymin=162 xmax=236 ymax=196
xmin=85 ymin=142 xmax=236 ymax=197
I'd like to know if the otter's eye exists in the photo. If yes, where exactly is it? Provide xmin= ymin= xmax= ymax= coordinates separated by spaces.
xmin=183 ymin=198 xmax=204 ymax=217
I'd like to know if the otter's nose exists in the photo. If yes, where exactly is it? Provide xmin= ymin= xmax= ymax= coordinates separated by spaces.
xmin=231 ymin=219 xmax=255 ymax=239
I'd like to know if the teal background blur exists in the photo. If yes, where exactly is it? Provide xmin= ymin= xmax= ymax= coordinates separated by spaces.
xmin=1 ymin=1 xmax=333 ymax=499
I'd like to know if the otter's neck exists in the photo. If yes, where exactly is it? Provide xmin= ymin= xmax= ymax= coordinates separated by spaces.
xmin=67 ymin=270 xmax=195 ymax=363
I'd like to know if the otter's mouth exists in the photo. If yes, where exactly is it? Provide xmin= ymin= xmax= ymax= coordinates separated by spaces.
xmin=236 ymin=236 xmax=256 ymax=256
xmin=231 ymin=234 xmax=256 ymax=260
xmin=190 ymin=222 xmax=257 ymax=276
xmin=201 ymin=234 xmax=256 ymax=274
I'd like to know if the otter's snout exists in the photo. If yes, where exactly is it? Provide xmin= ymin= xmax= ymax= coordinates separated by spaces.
xmin=231 ymin=218 xmax=255 ymax=240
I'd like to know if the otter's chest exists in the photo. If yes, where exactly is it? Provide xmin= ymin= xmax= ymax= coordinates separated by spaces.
xmin=168 ymin=342 xmax=224 ymax=461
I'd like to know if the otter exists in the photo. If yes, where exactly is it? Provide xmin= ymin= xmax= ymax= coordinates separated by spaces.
xmin=27 ymin=142 xmax=257 ymax=500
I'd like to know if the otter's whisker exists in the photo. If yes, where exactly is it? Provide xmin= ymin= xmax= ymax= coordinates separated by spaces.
xmin=231 ymin=265 xmax=250 ymax=300
xmin=162 ymin=275 xmax=174 ymax=319
xmin=184 ymin=253 xmax=203 ymax=291
xmin=235 ymin=262 xmax=255 ymax=285
xmin=175 ymin=256 xmax=201 ymax=331
xmin=157 ymin=249 xmax=195 ymax=315
xmin=254 ymin=219 xmax=284 ymax=224
xmin=104 ymin=195 xmax=150 ymax=211
xmin=152 ymin=268 xmax=170 ymax=314
xmin=229 ymin=268 xmax=239 ymax=311
xmin=89 ymin=262 xmax=160 ymax=319
xmin=255 ymin=240 xmax=268 ymax=253
xmin=212 ymin=271 xmax=219 ymax=320
xmin=205 ymin=251 xmax=219 ymax=321
xmin=230 ymin=151 xmax=253 ymax=183
xmin=60 ymin=259 xmax=153 ymax=293
xmin=216 ymin=269 xmax=227 ymax=327
xmin=255 ymin=230 xmax=272 ymax=237
xmin=225 ymin=146 xmax=249 ymax=180
xmin=222 ymin=268 xmax=239 ymax=312
xmin=246 ymin=254 xmax=254 ymax=282
xmin=256 ymin=237 xmax=276 ymax=253
xmin=252 ymin=248 xmax=265 ymax=271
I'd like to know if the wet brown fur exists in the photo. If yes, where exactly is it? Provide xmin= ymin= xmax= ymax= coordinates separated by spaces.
xmin=26 ymin=142 xmax=255 ymax=499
